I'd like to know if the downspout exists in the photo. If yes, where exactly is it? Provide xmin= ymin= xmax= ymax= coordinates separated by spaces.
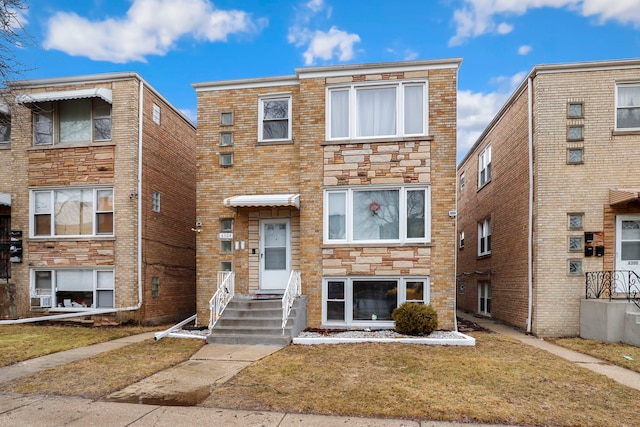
xmin=526 ymin=76 xmax=534 ymax=333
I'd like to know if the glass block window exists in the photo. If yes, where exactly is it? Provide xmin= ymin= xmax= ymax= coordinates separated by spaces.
xmin=568 ymin=213 xmax=584 ymax=230
xmin=569 ymin=236 xmax=583 ymax=252
xmin=568 ymin=259 xmax=582 ymax=275
xmin=151 ymin=277 xmax=159 ymax=298
xmin=152 ymin=103 xmax=161 ymax=125
xmin=567 ymin=102 xmax=583 ymax=118
xmin=221 ymin=112 xmax=233 ymax=126
xmin=567 ymin=148 xmax=583 ymax=164
xmin=220 ymin=132 xmax=233 ymax=146
xmin=567 ymin=125 xmax=583 ymax=141
xmin=152 ymin=191 xmax=161 ymax=212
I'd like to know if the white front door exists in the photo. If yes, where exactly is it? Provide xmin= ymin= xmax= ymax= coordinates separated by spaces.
xmin=615 ymin=215 xmax=640 ymax=291
xmin=260 ymin=219 xmax=290 ymax=290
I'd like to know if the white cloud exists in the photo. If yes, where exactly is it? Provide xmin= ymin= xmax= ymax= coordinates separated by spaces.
xmin=449 ymin=0 xmax=640 ymax=45
xmin=518 ymin=44 xmax=532 ymax=55
xmin=288 ymin=1 xmax=360 ymax=65
xmin=457 ymin=71 xmax=526 ymax=162
xmin=302 ymin=27 xmax=360 ymax=65
xmin=43 ymin=0 xmax=265 ymax=63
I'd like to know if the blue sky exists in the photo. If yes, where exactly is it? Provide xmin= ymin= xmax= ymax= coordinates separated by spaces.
xmin=8 ymin=0 xmax=640 ymax=161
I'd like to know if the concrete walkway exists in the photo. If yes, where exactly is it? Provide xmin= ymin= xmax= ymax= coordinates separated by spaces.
xmin=457 ymin=311 xmax=640 ymax=392
xmin=1 ymin=316 xmax=639 ymax=426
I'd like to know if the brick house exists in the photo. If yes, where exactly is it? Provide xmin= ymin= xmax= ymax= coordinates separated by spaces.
xmin=0 ymin=72 xmax=196 ymax=324
xmin=193 ymin=58 xmax=460 ymax=331
xmin=457 ymin=58 xmax=640 ymax=337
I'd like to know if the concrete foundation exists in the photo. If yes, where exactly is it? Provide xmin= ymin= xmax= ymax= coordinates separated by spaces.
xmin=580 ymin=299 xmax=640 ymax=346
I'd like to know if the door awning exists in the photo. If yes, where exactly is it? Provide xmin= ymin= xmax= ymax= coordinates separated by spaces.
xmin=0 ymin=193 xmax=10 ymax=207
xmin=609 ymin=188 xmax=640 ymax=206
xmin=15 ymin=88 xmax=113 ymax=105
xmin=224 ymin=194 xmax=300 ymax=209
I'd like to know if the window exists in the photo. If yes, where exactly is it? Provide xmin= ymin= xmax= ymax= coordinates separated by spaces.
xmin=151 ymin=277 xmax=159 ymax=298
xmin=152 ymin=191 xmax=161 ymax=212
xmin=220 ymin=152 xmax=233 ymax=167
xmin=568 ymin=259 xmax=582 ymax=275
xmin=324 ymin=186 xmax=430 ymax=244
xmin=459 ymin=231 xmax=465 ymax=249
xmin=478 ymin=145 xmax=491 ymax=187
xmin=567 ymin=125 xmax=583 ymax=141
xmin=220 ymin=261 xmax=232 ymax=272
xmin=567 ymin=102 xmax=583 ymax=118
xmin=220 ymin=218 xmax=233 ymax=253
xmin=220 ymin=112 xmax=233 ymax=126
xmin=259 ymin=95 xmax=291 ymax=141
xmin=616 ymin=84 xmax=640 ymax=130
xmin=220 ymin=132 xmax=233 ymax=146
xmin=327 ymin=82 xmax=427 ymax=140
xmin=569 ymin=236 xmax=583 ymax=252
xmin=459 ymin=172 xmax=465 ymax=190
xmin=478 ymin=218 xmax=491 ymax=256
xmin=32 ymin=188 xmax=114 ymax=237
xmin=33 ymin=99 xmax=112 ymax=145
xmin=152 ymin=103 xmax=161 ymax=125
xmin=0 ymin=113 xmax=10 ymax=144
xmin=324 ymin=277 xmax=429 ymax=326
xmin=32 ymin=269 xmax=114 ymax=309
xmin=478 ymin=281 xmax=491 ymax=316
xmin=568 ymin=213 xmax=584 ymax=230
xmin=567 ymin=148 xmax=583 ymax=164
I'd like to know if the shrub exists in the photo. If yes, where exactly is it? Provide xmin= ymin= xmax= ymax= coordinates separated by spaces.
xmin=392 ymin=303 xmax=438 ymax=336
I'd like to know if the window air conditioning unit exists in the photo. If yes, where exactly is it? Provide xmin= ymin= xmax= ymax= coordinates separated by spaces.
xmin=31 ymin=295 xmax=52 ymax=308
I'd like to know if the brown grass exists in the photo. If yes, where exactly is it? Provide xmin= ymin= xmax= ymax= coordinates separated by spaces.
xmin=552 ymin=337 xmax=640 ymax=373
xmin=206 ymin=333 xmax=640 ymax=427
xmin=0 ymin=324 xmax=165 ymax=368
xmin=0 ymin=338 xmax=204 ymax=399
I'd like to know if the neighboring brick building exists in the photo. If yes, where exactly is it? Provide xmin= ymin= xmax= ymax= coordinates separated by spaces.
xmin=193 ymin=58 xmax=460 ymax=331
xmin=0 ymin=72 xmax=196 ymax=324
xmin=457 ymin=58 xmax=640 ymax=337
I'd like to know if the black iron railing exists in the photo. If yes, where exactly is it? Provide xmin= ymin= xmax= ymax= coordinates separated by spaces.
xmin=585 ymin=270 xmax=640 ymax=311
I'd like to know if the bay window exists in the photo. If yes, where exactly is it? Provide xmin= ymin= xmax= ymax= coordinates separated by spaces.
xmin=324 ymin=277 xmax=429 ymax=326
xmin=325 ymin=186 xmax=429 ymax=244
xmin=327 ymin=81 xmax=427 ymax=140
xmin=616 ymin=84 xmax=640 ymax=130
xmin=32 ymin=269 xmax=114 ymax=309
xmin=32 ymin=187 xmax=114 ymax=237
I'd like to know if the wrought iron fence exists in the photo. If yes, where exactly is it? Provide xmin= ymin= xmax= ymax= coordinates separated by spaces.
xmin=585 ymin=270 xmax=640 ymax=311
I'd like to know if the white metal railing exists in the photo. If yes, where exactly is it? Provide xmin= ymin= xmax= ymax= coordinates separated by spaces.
xmin=282 ymin=270 xmax=302 ymax=334
xmin=209 ymin=271 xmax=235 ymax=330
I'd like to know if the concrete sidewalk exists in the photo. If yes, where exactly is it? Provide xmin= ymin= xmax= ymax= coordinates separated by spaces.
xmin=457 ymin=311 xmax=640 ymax=392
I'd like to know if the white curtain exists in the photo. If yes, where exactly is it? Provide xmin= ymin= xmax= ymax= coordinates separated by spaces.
xmin=404 ymin=85 xmax=424 ymax=134
xmin=353 ymin=190 xmax=399 ymax=240
xmin=357 ymin=87 xmax=396 ymax=137
xmin=56 ymin=270 xmax=93 ymax=291
xmin=330 ymin=90 xmax=349 ymax=138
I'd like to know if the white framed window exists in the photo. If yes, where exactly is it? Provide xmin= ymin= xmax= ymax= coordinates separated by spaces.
xmin=478 ymin=145 xmax=491 ymax=187
xmin=478 ymin=218 xmax=491 ymax=256
xmin=152 ymin=191 xmax=161 ymax=212
xmin=324 ymin=186 xmax=430 ymax=244
xmin=33 ymin=99 xmax=112 ymax=145
xmin=152 ymin=103 xmax=161 ymax=125
xmin=327 ymin=81 xmax=427 ymax=140
xmin=459 ymin=172 xmax=465 ymax=190
xmin=459 ymin=231 xmax=465 ymax=248
xmin=323 ymin=277 xmax=429 ymax=326
xmin=259 ymin=95 xmax=291 ymax=142
xmin=31 ymin=187 xmax=114 ymax=237
xmin=616 ymin=84 xmax=640 ymax=130
xmin=31 ymin=268 xmax=114 ymax=310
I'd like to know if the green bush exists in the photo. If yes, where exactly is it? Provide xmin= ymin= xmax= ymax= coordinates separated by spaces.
xmin=392 ymin=303 xmax=438 ymax=336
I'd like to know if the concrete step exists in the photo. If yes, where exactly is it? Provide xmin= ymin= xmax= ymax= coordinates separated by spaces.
xmin=206 ymin=333 xmax=292 ymax=346
xmin=210 ymin=324 xmax=295 ymax=336
xmin=216 ymin=316 xmax=293 ymax=328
